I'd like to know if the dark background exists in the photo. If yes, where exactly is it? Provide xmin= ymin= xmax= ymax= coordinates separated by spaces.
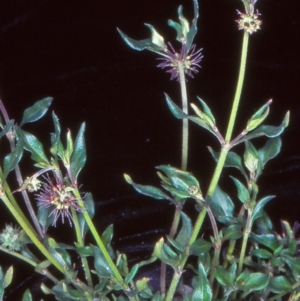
xmin=0 ymin=0 xmax=299 ymax=299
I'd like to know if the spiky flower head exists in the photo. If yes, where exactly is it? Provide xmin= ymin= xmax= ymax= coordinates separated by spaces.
xmin=0 ymin=224 xmax=23 ymax=251
xmin=118 ymin=0 xmax=202 ymax=81
xmin=35 ymin=173 xmax=81 ymax=227
xmin=237 ymin=0 xmax=262 ymax=35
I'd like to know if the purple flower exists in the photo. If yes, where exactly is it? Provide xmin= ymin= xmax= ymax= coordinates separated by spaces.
xmin=35 ymin=174 xmax=81 ymax=227
xmin=157 ymin=42 xmax=203 ymax=81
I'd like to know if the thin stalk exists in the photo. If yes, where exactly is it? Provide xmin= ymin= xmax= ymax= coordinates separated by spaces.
xmin=73 ymin=190 xmax=125 ymax=287
xmin=161 ymin=61 xmax=188 ymax=294
xmin=71 ymin=207 xmax=93 ymax=287
xmin=0 ymin=100 xmax=44 ymax=238
xmin=0 ymin=191 xmax=64 ymax=273
xmin=160 ymin=206 xmax=181 ymax=294
xmin=165 ymin=32 xmax=250 ymax=301
xmin=178 ymin=61 xmax=189 ymax=171
xmin=237 ymin=209 xmax=252 ymax=276
xmin=0 ymin=246 xmax=59 ymax=284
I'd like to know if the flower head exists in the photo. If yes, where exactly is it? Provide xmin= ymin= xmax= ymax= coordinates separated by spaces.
xmin=35 ymin=174 xmax=81 ymax=227
xmin=0 ymin=224 xmax=23 ymax=251
xmin=157 ymin=42 xmax=203 ymax=81
xmin=236 ymin=0 xmax=262 ymax=35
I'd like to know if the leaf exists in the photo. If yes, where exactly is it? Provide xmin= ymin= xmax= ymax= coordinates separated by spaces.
xmin=0 ymin=120 xmax=14 ymax=140
xmin=3 ymin=266 xmax=13 ymax=289
xmin=125 ymin=264 xmax=139 ymax=284
xmin=175 ymin=212 xmax=193 ymax=250
xmin=208 ymin=186 xmax=235 ymax=224
xmin=124 ymin=174 xmax=170 ymax=200
xmin=249 ymin=233 xmax=280 ymax=252
xmin=50 ymin=112 xmax=63 ymax=158
xmin=164 ymin=93 xmax=187 ymax=119
xmin=251 ymin=248 xmax=273 ymax=259
xmin=20 ymin=97 xmax=53 ymax=127
xmin=234 ymin=111 xmax=289 ymax=145
xmin=192 ymin=263 xmax=212 ymax=301
xmin=245 ymin=99 xmax=272 ymax=132
xmin=157 ymin=165 xmax=202 ymax=198
xmin=222 ymin=224 xmax=243 ymax=241
xmin=251 ymin=196 xmax=275 ymax=226
xmin=21 ymin=289 xmax=33 ymax=301
xmin=196 ymin=97 xmax=216 ymax=124
xmin=215 ymin=265 xmax=235 ymax=288
xmin=236 ymin=271 xmax=269 ymax=292
xmin=117 ymin=28 xmax=164 ymax=55
xmin=190 ymin=238 xmax=212 ymax=255
xmin=3 ymin=138 xmax=24 ymax=181
xmin=16 ymin=128 xmax=49 ymax=166
xmin=257 ymin=137 xmax=281 ymax=171
xmin=77 ymin=193 xmax=95 ymax=238
xmin=269 ymin=276 xmax=293 ymax=294
xmin=70 ymin=122 xmax=86 ymax=183
xmin=230 ymin=176 xmax=250 ymax=203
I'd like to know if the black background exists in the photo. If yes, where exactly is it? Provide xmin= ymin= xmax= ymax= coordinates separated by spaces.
xmin=0 ymin=0 xmax=299 ymax=299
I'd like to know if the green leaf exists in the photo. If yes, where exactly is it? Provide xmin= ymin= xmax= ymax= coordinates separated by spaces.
xmin=157 ymin=165 xmax=202 ymax=199
xmin=257 ymin=137 xmax=281 ymax=174
xmin=246 ymin=99 xmax=271 ymax=132
xmin=153 ymin=238 xmax=180 ymax=267
xmin=77 ymin=193 xmax=95 ymax=238
xmin=125 ymin=264 xmax=139 ymax=284
xmin=269 ymin=276 xmax=292 ymax=294
xmin=208 ymin=186 xmax=235 ymax=224
xmin=230 ymin=176 xmax=250 ymax=203
xmin=3 ymin=266 xmax=13 ymax=289
xmin=50 ymin=112 xmax=63 ymax=158
xmin=236 ymin=271 xmax=269 ymax=292
xmin=0 ymin=120 xmax=14 ymax=140
xmin=20 ymin=97 xmax=53 ymax=127
xmin=190 ymin=238 xmax=212 ymax=255
xmin=244 ymin=141 xmax=259 ymax=173
xmin=144 ymin=24 xmax=166 ymax=49
xmin=234 ymin=111 xmax=289 ymax=145
xmin=70 ymin=122 xmax=86 ymax=183
xmin=164 ymin=93 xmax=187 ymax=119
xmin=124 ymin=174 xmax=170 ymax=200
xmin=215 ymin=265 xmax=235 ymax=288
xmin=222 ymin=224 xmax=243 ymax=241
xmin=21 ymin=289 xmax=33 ymax=301
xmin=249 ymin=233 xmax=280 ymax=252
xmin=16 ymin=129 xmax=49 ymax=166
xmin=251 ymin=248 xmax=273 ymax=259
xmin=3 ymin=138 xmax=24 ymax=181
xmin=281 ymin=254 xmax=300 ymax=278
xmin=251 ymin=196 xmax=275 ymax=226
xmin=117 ymin=28 xmax=165 ymax=55
xmin=175 ymin=212 xmax=193 ymax=250
xmin=92 ymin=246 xmax=114 ymax=278
xmin=196 ymin=97 xmax=216 ymax=124
xmin=192 ymin=263 xmax=212 ymax=301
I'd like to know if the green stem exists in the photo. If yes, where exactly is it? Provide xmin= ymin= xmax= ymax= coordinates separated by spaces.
xmin=165 ymin=32 xmax=249 ymax=301
xmin=165 ymin=271 xmax=183 ymax=301
xmin=74 ymin=192 xmax=124 ymax=286
xmin=0 ymin=191 xmax=64 ymax=273
xmin=160 ymin=206 xmax=181 ymax=294
xmin=71 ymin=206 xmax=93 ymax=287
xmin=237 ymin=209 xmax=252 ymax=276
xmin=0 ymin=246 xmax=59 ymax=284
xmin=178 ymin=61 xmax=188 ymax=171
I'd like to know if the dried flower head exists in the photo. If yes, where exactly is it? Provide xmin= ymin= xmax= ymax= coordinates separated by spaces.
xmin=157 ymin=42 xmax=203 ymax=81
xmin=35 ymin=174 xmax=81 ymax=227
xmin=0 ymin=224 xmax=23 ymax=251
xmin=236 ymin=10 xmax=262 ymax=34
